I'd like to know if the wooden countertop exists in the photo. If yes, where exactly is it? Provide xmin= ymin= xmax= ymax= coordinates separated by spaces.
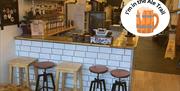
xmin=15 ymin=32 xmax=138 ymax=49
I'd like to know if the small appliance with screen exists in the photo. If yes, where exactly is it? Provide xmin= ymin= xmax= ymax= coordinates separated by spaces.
xmin=89 ymin=11 xmax=106 ymax=35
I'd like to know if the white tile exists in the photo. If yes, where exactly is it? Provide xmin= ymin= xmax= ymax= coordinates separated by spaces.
xmin=96 ymin=59 xmax=107 ymax=65
xmin=110 ymin=54 xmax=122 ymax=61
xmin=83 ymin=63 xmax=92 ymax=69
xmin=15 ymin=40 xmax=21 ymax=45
xmin=63 ymin=50 xmax=74 ymax=56
xmin=43 ymin=42 xmax=53 ymax=48
xmin=123 ymin=56 xmax=132 ymax=62
xmin=107 ymin=66 xmax=118 ymax=71
xmin=21 ymin=40 xmax=32 ymax=46
xmin=74 ymin=51 xmax=85 ymax=57
xmin=41 ymin=48 xmax=52 ymax=54
xmin=62 ymin=56 xmax=73 ymax=61
xmin=99 ymin=47 xmax=111 ymax=53
xmin=20 ymin=46 xmax=30 ymax=51
xmin=125 ymin=49 xmax=133 ymax=56
xmin=16 ymin=51 xmax=19 ymax=56
xmin=73 ymin=57 xmax=83 ymax=63
xmin=31 ymin=41 xmax=42 ymax=47
xmin=82 ymin=74 xmax=89 ymax=81
xmin=101 ymin=72 xmax=112 ymax=78
xmin=65 ymin=44 xmax=76 ymax=50
xmin=16 ymin=46 xmax=20 ymax=51
xmin=98 ymin=53 xmax=109 ymax=59
xmin=86 ymin=52 xmax=97 ymax=58
xmin=89 ymin=76 xmax=97 ymax=81
xmin=82 ymin=81 xmax=88 ymax=87
xmin=88 ymin=46 xmax=99 ymax=52
xmin=53 ymin=43 xmax=64 ymax=49
xmin=19 ymin=51 xmax=29 ymax=56
xmin=120 ymin=62 xmax=131 ymax=68
xmin=84 ymin=58 xmax=95 ymax=64
xmin=108 ymin=60 xmax=120 ymax=67
xmin=105 ymin=78 xmax=113 ymax=84
xmin=117 ymin=68 xmax=130 ymax=72
xmin=31 ymin=47 xmax=41 ymax=52
xmin=52 ymin=49 xmax=63 ymax=55
xmin=29 ymin=52 xmax=39 ymax=58
xmin=66 ymin=78 xmax=73 ymax=84
xmin=112 ymin=48 xmax=124 ymax=55
xmin=40 ymin=54 xmax=50 ymax=59
xmin=76 ymin=45 xmax=87 ymax=51
xmin=83 ymin=87 xmax=89 ymax=91
xmin=82 ymin=70 xmax=90 ymax=75
xmin=51 ymin=55 xmax=61 ymax=60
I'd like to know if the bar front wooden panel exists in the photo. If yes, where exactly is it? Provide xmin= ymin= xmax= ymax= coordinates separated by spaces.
xmin=176 ymin=14 xmax=180 ymax=46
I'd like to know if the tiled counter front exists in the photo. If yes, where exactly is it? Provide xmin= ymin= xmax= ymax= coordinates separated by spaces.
xmin=15 ymin=39 xmax=133 ymax=91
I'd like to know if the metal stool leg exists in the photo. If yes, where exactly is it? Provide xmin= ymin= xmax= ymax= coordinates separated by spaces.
xmin=89 ymin=81 xmax=94 ymax=91
xmin=100 ymin=81 xmax=102 ymax=91
xmin=102 ymin=79 xmax=106 ymax=91
xmin=50 ymin=73 xmax=55 ymax=90
xmin=45 ymin=74 xmax=48 ymax=91
xmin=35 ymin=75 xmax=40 ymax=91
xmin=118 ymin=84 xmax=120 ymax=91
xmin=123 ymin=82 xmax=127 ymax=91
xmin=43 ymin=74 xmax=45 ymax=91
xmin=93 ymin=81 xmax=96 ymax=91
xmin=111 ymin=83 xmax=116 ymax=91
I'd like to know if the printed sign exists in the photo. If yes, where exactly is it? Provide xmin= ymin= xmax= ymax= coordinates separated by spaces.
xmin=121 ymin=0 xmax=170 ymax=37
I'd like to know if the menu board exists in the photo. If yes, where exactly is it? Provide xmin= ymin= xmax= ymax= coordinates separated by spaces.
xmin=89 ymin=11 xmax=105 ymax=35
xmin=0 ymin=0 xmax=19 ymax=30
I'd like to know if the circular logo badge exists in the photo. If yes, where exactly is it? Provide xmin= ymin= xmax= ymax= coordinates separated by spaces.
xmin=121 ymin=0 xmax=170 ymax=37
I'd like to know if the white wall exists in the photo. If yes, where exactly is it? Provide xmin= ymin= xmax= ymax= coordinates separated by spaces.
xmin=0 ymin=26 xmax=21 ymax=83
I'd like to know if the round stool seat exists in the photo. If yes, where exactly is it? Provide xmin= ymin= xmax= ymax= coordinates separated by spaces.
xmin=89 ymin=65 xmax=108 ymax=74
xmin=34 ymin=61 xmax=55 ymax=69
xmin=111 ymin=69 xmax=130 ymax=78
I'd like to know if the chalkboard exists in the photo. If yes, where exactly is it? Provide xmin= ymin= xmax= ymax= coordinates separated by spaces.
xmin=0 ymin=0 xmax=19 ymax=30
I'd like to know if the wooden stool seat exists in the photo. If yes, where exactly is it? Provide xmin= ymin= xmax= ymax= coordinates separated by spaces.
xmin=89 ymin=65 xmax=108 ymax=91
xmin=34 ymin=61 xmax=55 ymax=69
xmin=55 ymin=62 xmax=83 ymax=91
xmin=111 ymin=69 xmax=130 ymax=78
xmin=89 ymin=65 xmax=108 ymax=74
xmin=9 ymin=57 xmax=37 ymax=67
xmin=111 ymin=69 xmax=130 ymax=91
xmin=34 ymin=61 xmax=56 ymax=91
xmin=8 ymin=57 xmax=38 ymax=88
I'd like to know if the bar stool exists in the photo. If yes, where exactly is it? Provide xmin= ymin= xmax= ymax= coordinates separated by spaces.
xmin=111 ymin=69 xmax=130 ymax=91
xmin=89 ymin=65 xmax=108 ymax=91
xmin=55 ymin=62 xmax=83 ymax=91
xmin=8 ymin=57 xmax=38 ymax=87
xmin=34 ymin=61 xmax=56 ymax=91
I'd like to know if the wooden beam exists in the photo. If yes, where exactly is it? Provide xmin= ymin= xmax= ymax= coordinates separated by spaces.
xmin=170 ymin=8 xmax=180 ymax=13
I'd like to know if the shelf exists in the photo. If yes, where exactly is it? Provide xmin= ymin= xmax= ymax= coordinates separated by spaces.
xmin=44 ymin=26 xmax=76 ymax=37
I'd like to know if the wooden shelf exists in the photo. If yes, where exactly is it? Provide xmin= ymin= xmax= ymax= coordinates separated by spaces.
xmin=44 ymin=26 xmax=75 ymax=37
xmin=165 ymin=33 xmax=176 ymax=60
xmin=170 ymin=8 xmax=180 ymax=13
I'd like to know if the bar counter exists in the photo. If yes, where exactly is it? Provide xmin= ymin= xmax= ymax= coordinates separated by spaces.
xmin=14 ymin=32 xmax=138 ymax=91
xmin=15 ymin=31 xmax=138 ymax=49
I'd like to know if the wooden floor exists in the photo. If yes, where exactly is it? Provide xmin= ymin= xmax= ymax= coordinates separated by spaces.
xmin=131 ymin=70 xmax=180 ymax=91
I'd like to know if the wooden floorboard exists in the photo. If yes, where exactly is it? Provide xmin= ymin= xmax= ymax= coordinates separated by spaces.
xmin=131 ymin=70 xmax=180 ymax=91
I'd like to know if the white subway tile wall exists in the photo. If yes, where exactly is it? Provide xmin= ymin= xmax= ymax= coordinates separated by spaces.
xmin=43 ymin=42 xmax=54 ymax=48
xmin=15 ymin=40 xmax=133 ymax=91
xmin=22 ymin=40 xmax=32 ymax=46
xmin=98 ymin=53 xmax=110 ymax=59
